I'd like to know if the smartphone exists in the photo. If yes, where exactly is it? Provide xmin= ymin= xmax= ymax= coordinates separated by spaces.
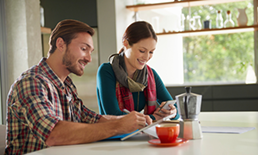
xmin=159 ymin=100 xmax=176 ymax=112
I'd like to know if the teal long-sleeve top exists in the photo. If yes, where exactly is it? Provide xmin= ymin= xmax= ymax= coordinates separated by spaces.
xmin=96 ymin=63 xmax=179 ymax=120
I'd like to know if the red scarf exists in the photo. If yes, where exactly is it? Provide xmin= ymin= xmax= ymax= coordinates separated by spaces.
xmin=116 ymin=65 xmax=157 ymax=114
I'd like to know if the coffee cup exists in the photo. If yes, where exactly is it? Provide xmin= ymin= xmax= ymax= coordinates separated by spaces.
xmin=156 ymin=123 xmax=179 ymax=143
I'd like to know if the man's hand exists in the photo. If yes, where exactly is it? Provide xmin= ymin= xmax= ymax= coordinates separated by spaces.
xmin=116 ymin=111 xmax=152 ymax=134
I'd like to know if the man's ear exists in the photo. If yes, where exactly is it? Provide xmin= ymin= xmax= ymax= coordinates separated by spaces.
xmin=56 ymin=37 xmax=66 ymax=52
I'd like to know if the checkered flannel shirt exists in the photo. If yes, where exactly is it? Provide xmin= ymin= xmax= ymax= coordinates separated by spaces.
xmin=5 ymin=58 xmax=101 ymax=154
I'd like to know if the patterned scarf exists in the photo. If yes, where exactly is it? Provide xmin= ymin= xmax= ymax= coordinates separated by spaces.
xmin=110 ymin=52 xmax=158 ymax=114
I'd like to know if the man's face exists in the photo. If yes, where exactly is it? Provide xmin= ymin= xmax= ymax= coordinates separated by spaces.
xmin=62 ymin=32 xmax=94 ymax=76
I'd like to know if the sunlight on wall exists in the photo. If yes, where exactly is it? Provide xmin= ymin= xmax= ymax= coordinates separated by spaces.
xmin=148 ymin=35 xmax=184 ymax=85
xmin=245 ymin=65 xmax=257 ymax=84
xmin=138 ymin=6 xmax=184 ymax=85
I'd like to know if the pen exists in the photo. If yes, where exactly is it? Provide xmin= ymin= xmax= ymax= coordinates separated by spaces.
xmin=123 ymin=109 xmax=131 ymax=114
xmin=123 ymin=109 xmax=148 ymax=126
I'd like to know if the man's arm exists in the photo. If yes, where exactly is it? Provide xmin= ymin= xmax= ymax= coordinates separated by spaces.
xmin=46 ymin=111 xmax=152 ymax=146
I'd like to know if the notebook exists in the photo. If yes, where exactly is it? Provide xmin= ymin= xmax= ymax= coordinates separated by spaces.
xmin=121 ymin=113 xmax=176 ymax=141
xmin=102 ymin=130 xmax=139 ymax=141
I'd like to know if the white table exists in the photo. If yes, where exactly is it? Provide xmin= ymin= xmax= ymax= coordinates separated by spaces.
xmin=27 ymin=112 xmax=258 ymax=155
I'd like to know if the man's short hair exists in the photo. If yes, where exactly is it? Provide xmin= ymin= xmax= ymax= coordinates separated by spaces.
xmin=48 ymin=19 xmax=94 ymax=54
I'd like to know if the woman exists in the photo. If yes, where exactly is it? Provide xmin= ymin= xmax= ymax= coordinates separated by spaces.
xmin=96 ymin=21 xmax=179 ymax=120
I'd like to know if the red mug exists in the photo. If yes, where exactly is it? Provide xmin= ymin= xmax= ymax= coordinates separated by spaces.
xmin=156 ymin=123 xmax=179 ymax=143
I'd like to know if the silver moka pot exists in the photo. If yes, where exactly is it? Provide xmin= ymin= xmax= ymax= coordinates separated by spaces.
xmin=176 ymin=87 xmax=203 ymax=140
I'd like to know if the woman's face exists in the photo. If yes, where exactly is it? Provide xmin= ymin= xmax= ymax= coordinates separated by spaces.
xmin=124 ymin=37 xmax=157 ymax=73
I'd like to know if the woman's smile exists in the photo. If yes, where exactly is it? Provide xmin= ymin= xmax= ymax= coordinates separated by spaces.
xmin=137 ymin=59 xmax=146 ymax=66
xmin=124 ymin=37 xmax=156 ymax=73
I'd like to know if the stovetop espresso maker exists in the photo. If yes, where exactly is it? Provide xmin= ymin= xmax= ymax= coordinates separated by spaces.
xmin=175 ymin=87 xmax=203 ymax=139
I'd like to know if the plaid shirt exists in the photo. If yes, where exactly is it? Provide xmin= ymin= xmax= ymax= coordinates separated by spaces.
xmin=5 ymin=58 xmax=101 ymax=155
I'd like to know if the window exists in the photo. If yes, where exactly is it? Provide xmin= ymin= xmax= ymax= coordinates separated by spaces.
xmin=181 ymin=0 xmax=255 ymax=85
xmin=130 ymin=0 xmax=257 ymax=86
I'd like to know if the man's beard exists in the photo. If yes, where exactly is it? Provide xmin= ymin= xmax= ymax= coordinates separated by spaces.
xmin=62 ymin=48 xmax=84 ymax=76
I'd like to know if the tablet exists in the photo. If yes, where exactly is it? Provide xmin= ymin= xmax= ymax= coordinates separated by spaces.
xmin=121 ymin=113 xmax=176 ymax=141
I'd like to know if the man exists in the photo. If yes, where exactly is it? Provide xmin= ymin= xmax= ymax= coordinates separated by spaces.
xmin=5 ymin=19 xmax=152 ymax=154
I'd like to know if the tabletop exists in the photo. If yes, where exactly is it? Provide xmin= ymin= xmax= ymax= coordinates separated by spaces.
xmin=26 ymin=112 xmax=258 ymax=155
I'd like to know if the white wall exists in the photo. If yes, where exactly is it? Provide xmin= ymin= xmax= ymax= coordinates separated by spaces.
xmin=115 ymin=0 xmax=135 ymax=54
xmin=5 ymin=0 xmax=42 ymax=86
xmin=1 ymin=0 xmax=42 ymax=124
xmin=138 ymin=7 xmax=184 ymax=85
xmin=97 ymin=0 xmax=184 ymax=85
xmin=96 ymin=0 xmax=117 ymax=64
xmin=97 ymin=0 xmax=135 ymax=64
xmin=0 ymin=0 xmax=7 ymax=124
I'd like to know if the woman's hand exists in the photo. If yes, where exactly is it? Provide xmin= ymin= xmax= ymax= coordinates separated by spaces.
xmin=153 ymin=101 xmax=177 ymax=120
